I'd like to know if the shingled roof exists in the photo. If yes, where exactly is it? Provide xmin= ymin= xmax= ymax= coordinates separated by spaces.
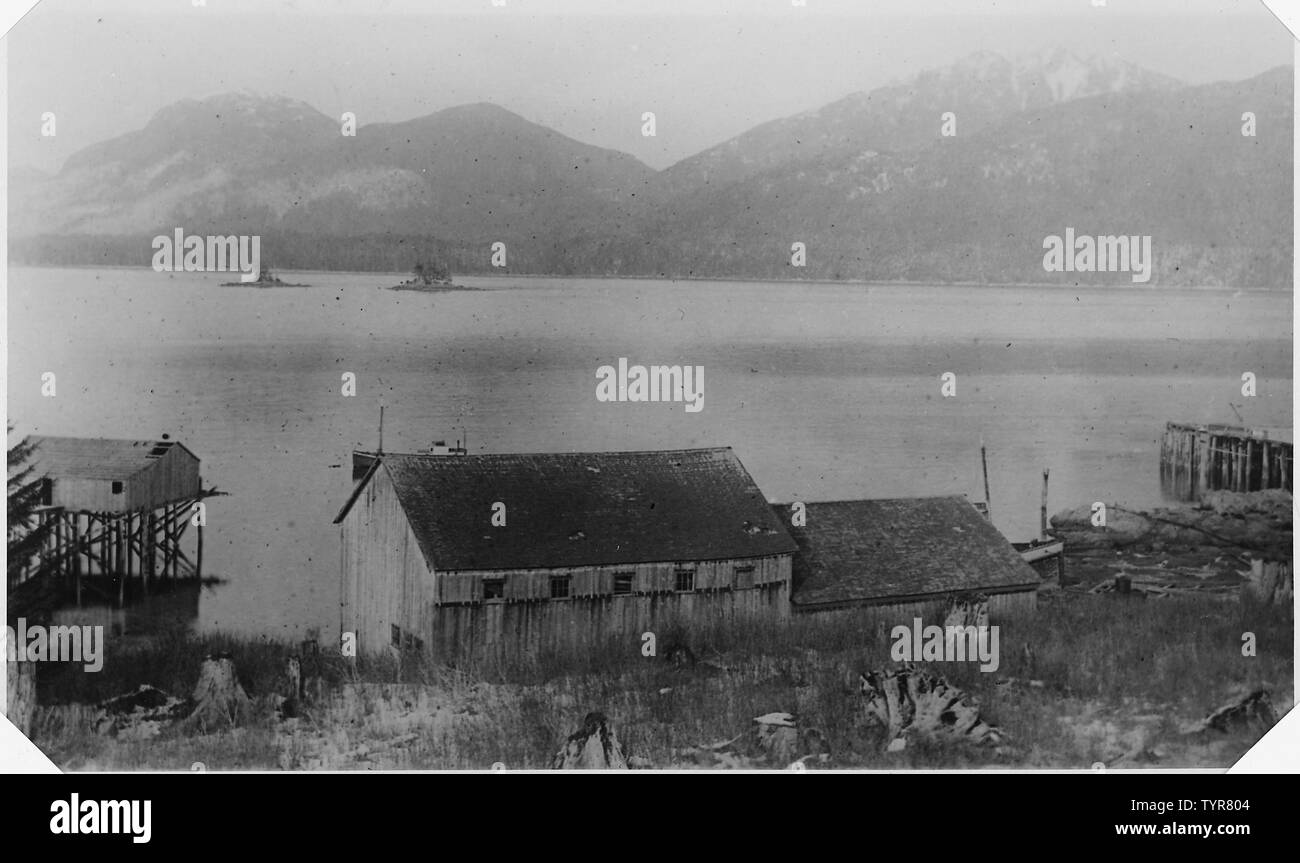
xmin=335 ymin=447 xmax=796 ymax=571
xmin=27 ymin=436 xmax=195 ymax=481
xmin=778 ymin=497 xmax=1040 ymax=609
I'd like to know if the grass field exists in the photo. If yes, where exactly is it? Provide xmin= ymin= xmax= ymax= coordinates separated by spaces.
xmin=24 ymin=584 xmax=1292 ymax=771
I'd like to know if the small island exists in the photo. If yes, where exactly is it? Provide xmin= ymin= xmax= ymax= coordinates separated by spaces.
xmin=221 ymin=266 xmax=310 ymax=287
xmin=388 ymin=260 xmax=472 ymax=292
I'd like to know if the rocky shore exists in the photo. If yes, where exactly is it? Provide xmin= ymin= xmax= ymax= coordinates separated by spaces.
xmin=1047 ymin=489 xmax=1293 ymax=594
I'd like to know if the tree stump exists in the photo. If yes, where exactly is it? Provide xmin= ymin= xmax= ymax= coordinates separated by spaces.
xmin=753 ymin=712 xmax=799 ymax=765
xmin=859 ymin=666 xmax=1002 ymax=750
xmin=298 ymin=639 xmax=324 ymax=703
xmin=5 ymin=659 xmax=36 ymax=737
xmin=278 ymin=655 xmax=303 ymax=719
xmin=186 ymin=653 xmax=251 ymax=733
xmin=552 ymin=712 xmax=627 ymax=769
xmin=1245 ymin=560 xmax=1293 ymax=606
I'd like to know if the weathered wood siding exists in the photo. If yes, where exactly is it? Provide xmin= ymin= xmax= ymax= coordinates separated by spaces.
xmin=426 ymin=576 xmax=789 ymax=661
xmin=339 ymin=466 xmax=434 ymax=655
xmin=48 ymin=446 xmax=201 ymax=513
xmin=127 ymin=445 xmax=201 ymax=511
xmin=48 ymin=477 xmax=125 ymax=513
xmin=792 ymin=587 xmax=1036 ymax=624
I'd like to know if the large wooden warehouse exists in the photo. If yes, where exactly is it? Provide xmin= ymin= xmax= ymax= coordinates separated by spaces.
xmin=778 ymin=496 xmax=1042 ymax=617
xmin=334 ymin=447 xmax=796 ymax=659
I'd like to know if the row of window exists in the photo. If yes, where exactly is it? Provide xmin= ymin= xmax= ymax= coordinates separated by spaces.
xmin=481 ymin=565 xmax=757 ymax=602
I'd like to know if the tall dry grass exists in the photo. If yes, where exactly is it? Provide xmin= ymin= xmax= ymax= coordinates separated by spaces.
xmin=25 ymin=592 xmax=1292 ymax=770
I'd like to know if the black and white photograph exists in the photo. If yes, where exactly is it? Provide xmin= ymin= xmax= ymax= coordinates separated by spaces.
xmin=1 ymin=0 xmax=1295 ymax=780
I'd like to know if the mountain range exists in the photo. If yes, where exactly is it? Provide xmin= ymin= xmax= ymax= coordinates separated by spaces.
xmin=9 ymin=49 xmax=1293 ymax=286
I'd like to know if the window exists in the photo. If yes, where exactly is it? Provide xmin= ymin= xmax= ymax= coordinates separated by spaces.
xmin=734 ymin=564 xmax=755 ymax=588
xmin=483 ymin=578 xmax=505 ymax=601
xmin=390 ymin=624 xmax=402 ymax=648
xmin=613 ymin=572 xmax=635 ymax=596
xmin=111 ymin=481 xmax=124 ymax=495
xmin=550 ymin=576 xmax=571 ymax=599
xmin=675 ymin=569 xmax=695 ymax=592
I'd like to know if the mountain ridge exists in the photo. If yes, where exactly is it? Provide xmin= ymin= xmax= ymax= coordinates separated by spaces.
xmin=9 ymin=52 xmax=1292 ymax=286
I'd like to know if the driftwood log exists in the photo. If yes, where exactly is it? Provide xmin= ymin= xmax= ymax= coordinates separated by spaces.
xmin=679 ymin=713 xmax=829 ymax=769
xmin=859 ymin=666 xmax=1002 ymax=750
xmin=552 ymin=712 xmax=627 ymax=769
xmin=91 ymin=684 xmax=189 ymax=739
xmin=186 ymin=653 xmax=251 ymax=733
xmin=5 ymin=659 xmax=36 ymax=737
xmin=1185 ymin=689 xmax=1278 ymax=735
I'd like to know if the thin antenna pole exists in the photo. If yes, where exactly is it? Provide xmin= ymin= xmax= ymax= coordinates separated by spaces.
xmin=378 ymin=405 xmax=385 ymax=455
xmin=1040 ymin=468 xmax=1050 ymax=541
xmin=980 ymin=440 xmax=991 ymax=521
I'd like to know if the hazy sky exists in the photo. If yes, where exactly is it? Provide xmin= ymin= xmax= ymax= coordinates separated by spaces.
xmin=5 ymin=0 xmax=1294 ymax=174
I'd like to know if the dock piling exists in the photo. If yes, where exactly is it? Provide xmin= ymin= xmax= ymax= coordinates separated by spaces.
xmin=1161 ymin=422 xmax=1291 ymax=501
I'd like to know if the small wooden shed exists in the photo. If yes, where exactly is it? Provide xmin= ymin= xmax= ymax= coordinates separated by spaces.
xmin=12 ymin=436 xmax=207 ymax=601
xmin=335 ymin=447 xmax=797 ymax=659
xmin=29 ymin=436 xmax=201 ymax=512
xmin=780 ymin=496 xmax=1042 ymax=618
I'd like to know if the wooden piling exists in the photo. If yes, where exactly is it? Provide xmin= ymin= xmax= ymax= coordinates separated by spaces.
xmin=72 ymin=514 xmax=82 ymax=607
xmin=145 ymin=511 xmax=157 ymax=586
xmin=1162 ymin=423 xmax=1292 ymax=501
xmin=114 ymin=517 xmax=125 ymax=577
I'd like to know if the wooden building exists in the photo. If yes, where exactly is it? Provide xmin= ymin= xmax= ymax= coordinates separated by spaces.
xmin=1160 ymin=422 xmax=1292 ymax=501
xmin=10 ymin=436 xmax=207 ymax=606
xmin=780 ymin=496 xmax=1042 ymax=619
xmin=334 ymin=447 xmax=796 ymax=660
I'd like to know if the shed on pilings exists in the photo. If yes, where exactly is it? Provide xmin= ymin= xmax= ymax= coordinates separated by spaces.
xmin=28 ymin=435 xmax=201 ymax=512
xmin=11 ymin=435 xmax=209 ymax=600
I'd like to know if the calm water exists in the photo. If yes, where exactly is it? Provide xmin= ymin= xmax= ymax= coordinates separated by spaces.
xmin=7 ymin=267 xmax=1292 ymax=640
